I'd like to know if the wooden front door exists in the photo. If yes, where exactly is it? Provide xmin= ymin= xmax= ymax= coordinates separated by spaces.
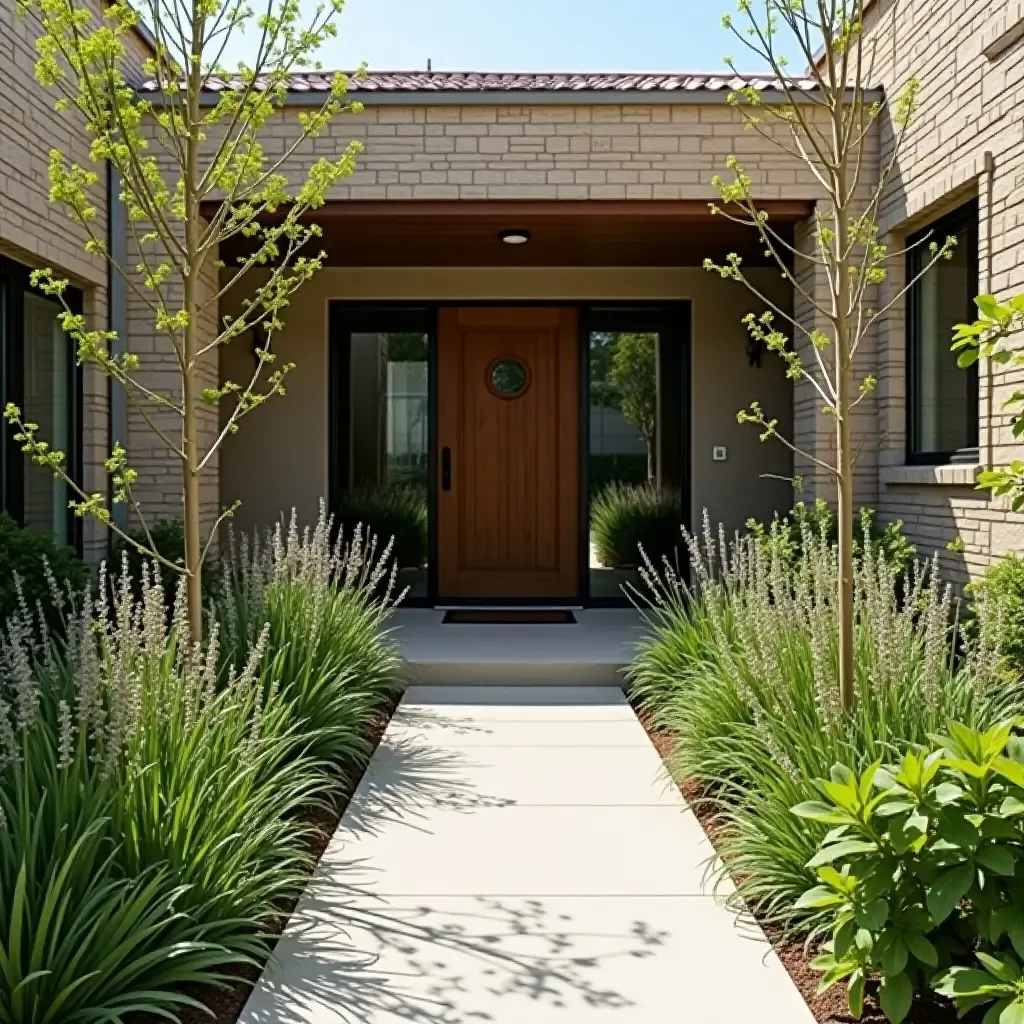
xmin=437 ymin=307 xmax=579 ymax=600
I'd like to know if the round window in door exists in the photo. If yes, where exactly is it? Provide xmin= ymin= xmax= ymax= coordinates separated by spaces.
xmin=487 ymin=357 xmax=530 ymax=399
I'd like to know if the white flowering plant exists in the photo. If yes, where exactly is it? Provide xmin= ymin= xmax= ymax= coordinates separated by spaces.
xmin=0 ymin=567 xmax=249 ymax=1019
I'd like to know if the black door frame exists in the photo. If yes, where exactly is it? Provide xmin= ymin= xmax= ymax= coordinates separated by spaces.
xmin=328 ymin=299 xmax=692 ymax=607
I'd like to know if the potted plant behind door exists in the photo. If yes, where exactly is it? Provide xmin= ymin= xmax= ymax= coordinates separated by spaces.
xmin=590 ymin=481 xmax=682 ymax=572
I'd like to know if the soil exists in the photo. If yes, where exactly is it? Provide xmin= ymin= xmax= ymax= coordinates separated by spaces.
xmin=131 ymin=701 xmax=397 ymax=1024
xmin=635 ymin=709 xmax=973 ymax=1024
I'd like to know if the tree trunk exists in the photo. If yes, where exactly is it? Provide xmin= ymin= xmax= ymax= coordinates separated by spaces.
xmin=836 ymin=395 xmax=856 ymax=713
xmin=182 ymin=373 xmax=203 ymax=639
xmin=182 ymin=14 xmax=204 ymax=641
xmin=834 ymin=176 xmax=856 ymax=713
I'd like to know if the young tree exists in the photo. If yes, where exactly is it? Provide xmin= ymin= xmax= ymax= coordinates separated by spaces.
xmin=609 ymin=333 xmax=658 ymax=480
xmin=704 ymin=0 xmax=952 ymax=712
xmin=954 ymin=294 xmax=1024 ymax=511
xmin=8 ymin=0 xmax=363 ymax=636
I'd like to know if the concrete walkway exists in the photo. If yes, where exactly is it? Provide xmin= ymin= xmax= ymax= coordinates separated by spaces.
xmin=238 ymin=686 xmax=814 ymax=1023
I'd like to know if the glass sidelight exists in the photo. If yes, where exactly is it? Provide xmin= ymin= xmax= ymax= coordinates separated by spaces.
xmin=586 ymin=307 xmax=688 ymax=600
xmin=22 ymin=293 xmax=73 ymax=546
xmin=332 ymin=307 xmax=432 ymax=599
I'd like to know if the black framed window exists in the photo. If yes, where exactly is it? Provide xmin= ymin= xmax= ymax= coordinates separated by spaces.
xmin=329 ymin=304 xmax=433 ymax=600
xmin=907 ymin=200 xmax=979 ymax=464
xmin=0 ymin=256 xmax=82 ymax=551
xmin=583 ymin=304 xmax=690 ymax=601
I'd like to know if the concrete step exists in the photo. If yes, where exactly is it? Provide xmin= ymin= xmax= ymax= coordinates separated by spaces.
xmin=403 ymin=658 xmax=628 ymax=686
xmin=390 ymin=608 xmax=646 ymax=686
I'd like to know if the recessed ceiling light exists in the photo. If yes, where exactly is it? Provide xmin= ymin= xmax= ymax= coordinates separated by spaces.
xmin=500 ymin=229 xmax=531 ymax=245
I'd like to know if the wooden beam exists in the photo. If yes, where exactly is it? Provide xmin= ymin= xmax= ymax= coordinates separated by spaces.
xmin=201 ymin=198 xmax=815 ymax=223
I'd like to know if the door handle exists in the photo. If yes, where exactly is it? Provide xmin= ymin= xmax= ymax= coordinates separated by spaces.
xmin=441 ymin=446 xmax=452 ymax=492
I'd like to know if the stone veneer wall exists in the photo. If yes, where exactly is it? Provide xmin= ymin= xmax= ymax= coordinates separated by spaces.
xmin=250 ymin=101 xmax=819 ymax=201
xmin=866 ymin=0 xmax=1024 ymax=581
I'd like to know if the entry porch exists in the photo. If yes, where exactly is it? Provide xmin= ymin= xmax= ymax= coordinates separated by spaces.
xmin=216 ymin=199 xmax=806 ymax=606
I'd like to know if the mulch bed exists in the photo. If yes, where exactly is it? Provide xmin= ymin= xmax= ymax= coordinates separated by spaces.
xmin=132 ymin=699 xmax=398 ymax=1024
xmin=636 ymin=709 xmax=969 ymax=1024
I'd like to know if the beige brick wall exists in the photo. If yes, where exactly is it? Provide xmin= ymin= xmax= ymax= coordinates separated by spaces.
xmin=0 ymin=0 xmax=150 ymax=559
xmin=865 ymin=0 xmax=1024 ymax=581
xmin=248 ymin=102 xmax=827 ymax=202
xmin=123 ymin=222 xmax=220 ymax=538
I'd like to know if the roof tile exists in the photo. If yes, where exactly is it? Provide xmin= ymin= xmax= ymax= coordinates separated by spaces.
xmin=139 ymin=70 xmax=817 ymax=95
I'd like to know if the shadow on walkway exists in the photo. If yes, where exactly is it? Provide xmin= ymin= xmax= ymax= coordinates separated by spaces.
xmin=244 ymin=886 xmax=667 ymax=1023
xmin=241 ymin=703 xmax=668 ymax=1023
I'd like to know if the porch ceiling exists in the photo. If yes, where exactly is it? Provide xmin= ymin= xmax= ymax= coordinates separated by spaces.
xmin=209 ymin=199 xmax=812 ymax=268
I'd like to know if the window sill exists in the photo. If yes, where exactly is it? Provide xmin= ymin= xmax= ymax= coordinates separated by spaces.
xmin=880 ymin=464 xmax=980 ymax=487
xmin=982 ymin=4 xmax=1024 ymax=60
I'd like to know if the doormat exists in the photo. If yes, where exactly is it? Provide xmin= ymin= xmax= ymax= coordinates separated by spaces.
xmin=442 ymin=609 xmax=577 ymax=625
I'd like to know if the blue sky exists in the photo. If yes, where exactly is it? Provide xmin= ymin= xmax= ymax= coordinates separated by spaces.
xmin=217 ymin=0 xmax=801 ymax=74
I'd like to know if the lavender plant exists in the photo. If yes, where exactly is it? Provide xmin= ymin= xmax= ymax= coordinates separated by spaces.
xmin=0 ymin=571 xmax=244 ymax=1021
xmin=215 ymin=501 xmax=404 ymax=769
xmin=0 ymin=508 xmax=402 ymax=1019
xmin=97 ymin=568 xmax=328 ymax=942
xmin=629 ymin=512 xmax=1015 ymax=932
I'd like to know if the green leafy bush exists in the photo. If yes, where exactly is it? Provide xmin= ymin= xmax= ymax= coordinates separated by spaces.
xmin=0 ymin=512 xmax=87 ymax=626
xmin=590 ymin=481 xmax=682 ymax=569
xmin=334 ymin=484 xmax=427 ymax=571
xmin=798 ymin=720 xmax=1024 ymax=1023
xmin=628 ymin=513 xmax=1016 ymax=933
xmin=747 ymin=499 xmax=917 ymax=580
xmin=967 ymin=554 xmax=1024 ymax=682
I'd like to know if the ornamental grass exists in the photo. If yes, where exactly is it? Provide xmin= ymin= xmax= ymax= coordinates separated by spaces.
xmin=629 ymin=512 xmax=1017 ymax=935
xmin=0 ymin=505 xmax=401 ymax=1022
